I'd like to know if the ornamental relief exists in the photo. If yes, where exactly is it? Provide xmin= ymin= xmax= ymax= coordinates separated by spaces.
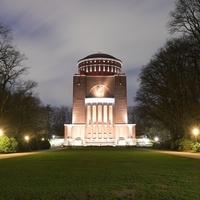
xmin=87 ymin=85 xmax=111 ymax=98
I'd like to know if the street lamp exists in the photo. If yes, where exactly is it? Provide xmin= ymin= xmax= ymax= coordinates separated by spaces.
xmin=0 ymin=129 xmax=3 ymax=136
xmin=193 ymin=128 xmax=199 ymax=142
xmin=24 ymin=135 xmax=29 ymax=142
xmin=154 ymin=137 xmax=159 ymax=142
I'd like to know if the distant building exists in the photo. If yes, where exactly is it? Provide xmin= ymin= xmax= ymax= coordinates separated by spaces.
xmin=64 ymin=53 xmax=136 ymax=146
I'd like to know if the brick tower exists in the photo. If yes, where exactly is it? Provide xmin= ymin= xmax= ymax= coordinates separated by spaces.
xmin=64 ymin=53 xmax=136 ymax=146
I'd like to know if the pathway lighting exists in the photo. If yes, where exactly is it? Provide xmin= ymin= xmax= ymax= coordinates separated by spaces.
xmin=154 ymin=137 xmax=159 ymax=142
xmin=193 ymin=128 xmax=199 ymax=142
xmin=24 ymin=135 xmax=29 ymax=142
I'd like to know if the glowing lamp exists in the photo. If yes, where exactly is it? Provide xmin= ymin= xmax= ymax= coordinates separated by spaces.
xmin=24 ymin=135 xmax=29 ymax=142
xmin=154 ymin=137 xmax=159 ymax=142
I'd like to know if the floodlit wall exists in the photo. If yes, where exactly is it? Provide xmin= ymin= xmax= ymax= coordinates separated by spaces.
xmin=64 ymin=53 xmax=136 ymax=146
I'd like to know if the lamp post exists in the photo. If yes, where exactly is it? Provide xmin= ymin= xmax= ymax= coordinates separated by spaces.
xmin=154 ymin=137 xmax=159 ymax=142
xmin=24 ymin=135 xmax=29 ymax=142
xmin=193 ymin=128 xmax=199 ymax=142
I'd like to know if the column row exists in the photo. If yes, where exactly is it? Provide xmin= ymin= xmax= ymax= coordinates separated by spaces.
xmin=87 ymin=103 xmax=113 ymax=125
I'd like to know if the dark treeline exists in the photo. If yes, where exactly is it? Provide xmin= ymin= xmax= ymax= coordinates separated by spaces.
xmin=134 ymin=0 xmax=200 ymax=143
xmin=0 ymin=23 xmax=72 ymax=142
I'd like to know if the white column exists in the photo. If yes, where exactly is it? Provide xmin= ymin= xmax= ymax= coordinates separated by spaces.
xmin=103 ymin=104 xmax=107 ymax=124
xmin=108 ymin=104 xmax=113 ymax=139
xmin=92 ymin=104 xmax=96 ymax=124
xmin=109 ymin=104 xmax=113 ymax=125
xmin=98 ymin=104 xmax=102 ymax=124
xmin=87 ymin=104 xmax=91 ymax=125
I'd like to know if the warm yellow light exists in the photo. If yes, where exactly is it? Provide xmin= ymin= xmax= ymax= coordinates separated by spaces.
xmin=96 ymin=85 xmax=104 ymax=97
xmin=24 ymin=135 xmax=29 ymax=141
xmin=154 ymin=137 xmax=159 ymax=142
xmin=193 ymin=128 xmax=199 ymax=136
xmin=0 ymin=129 xmax=3 ymax=136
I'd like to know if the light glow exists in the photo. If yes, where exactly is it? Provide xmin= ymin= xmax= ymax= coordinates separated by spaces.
xmin=85 ymin=98 xmax=114 ymax=104
xmin=193 ymin=128 xmax=199 ymax=136
xmin=193 ymin=128 xmax=199 ymax=142
xmin=154 ymin=137 xmax=159 ymax=142
xmin=24 ymin=135 xmax=29 ymax=142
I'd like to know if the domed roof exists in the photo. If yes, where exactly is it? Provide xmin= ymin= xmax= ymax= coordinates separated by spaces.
xmin=78 ymin=53 xmax=121 ymax=63
xmin=77 ymin=52 xmax=122 ymax=76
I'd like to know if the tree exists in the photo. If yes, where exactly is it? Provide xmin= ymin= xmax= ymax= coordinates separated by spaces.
xmin=5 ymin=91 xmax=43 ymax=139
xmin=42 ymin=104 xmax=53 ymax=139
xmin=51 ymin=106 xmax=72 ymax=137
xmin=168 ymin=0 xmax=200 ymax=45
xmin=0 ymin=22 xmax=46 ymax=140
xmin=0 ymin=22 xmax=27 ymax=127
xmin=41 ymin=105 xmax=72 ymax=138
xmin=135 ymin=36 xmax=200 ymax=139
xmin=128 ymin=106 xmax=149 ymax=135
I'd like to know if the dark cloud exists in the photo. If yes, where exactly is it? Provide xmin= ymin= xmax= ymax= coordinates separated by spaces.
xmin=0 ymin=0 xmax=175 ymax=106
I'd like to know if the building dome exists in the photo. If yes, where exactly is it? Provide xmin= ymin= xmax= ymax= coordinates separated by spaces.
xmin=77 ymin=53 xmax=122 ymax=76
xmin=78 ymin=53 xmax=122 ymax=62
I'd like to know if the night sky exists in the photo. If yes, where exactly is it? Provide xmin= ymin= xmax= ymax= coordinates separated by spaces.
xmin=0 ymin=0 xmax=175 ymax=107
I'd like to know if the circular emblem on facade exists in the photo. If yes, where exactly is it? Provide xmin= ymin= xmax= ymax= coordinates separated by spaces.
xmin=96 ymin=85 xmax=103 ymax=96
xmin=88 ymin=85 xmax=111 ymax=98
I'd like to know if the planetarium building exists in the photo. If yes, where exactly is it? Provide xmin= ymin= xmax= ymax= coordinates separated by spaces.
xmin=64 ymin=53 xmax=136 ymax=146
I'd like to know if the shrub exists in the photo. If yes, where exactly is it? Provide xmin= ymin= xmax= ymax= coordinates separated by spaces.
xmin=0 ymin=136 xmax=18 ymax=153
xmin=193 ymin=142 xmax=200 ymax=152
xmin=144 ymin=138 xmax=200 ymax=152
xmin=175 ymin=138 xmax=200 ymax=152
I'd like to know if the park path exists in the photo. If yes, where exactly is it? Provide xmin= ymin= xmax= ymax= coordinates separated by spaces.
xmin=0 ymin=147 xmax=64 ymax=160
xmin=142 ymin=148 xmax=200 ymax=159
xmin=1 ymin=147 xmax=200 ymax=160
xmin=0 ymin=151 xmax=42 ymax=159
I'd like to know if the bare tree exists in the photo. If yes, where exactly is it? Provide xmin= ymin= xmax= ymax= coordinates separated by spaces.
xmin=51 ymin=106 xmax=72 ymax=137
xmin=168 ymin=0 xmax=200 ymax=44
xmin=0 ymin=22 xmax=27 ymax=126
xmin=135 ymin=37 xmax=200 ymax=139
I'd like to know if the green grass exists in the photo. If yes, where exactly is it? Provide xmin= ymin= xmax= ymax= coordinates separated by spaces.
xmin=0 ymin=148 xmax=200 ymax=200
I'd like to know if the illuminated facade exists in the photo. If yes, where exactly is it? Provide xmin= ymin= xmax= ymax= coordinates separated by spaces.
xmin=64 ymin=53 xmax=136 ymax=146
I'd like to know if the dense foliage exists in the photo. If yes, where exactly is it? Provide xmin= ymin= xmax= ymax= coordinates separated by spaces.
xmin=175 ymin=138 xmax=200 ymax=152
xmin=0 ymin=135 xmax=18 ymax=153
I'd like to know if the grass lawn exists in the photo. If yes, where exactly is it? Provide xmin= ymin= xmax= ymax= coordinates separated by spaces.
xmin=0 ymin=147 xmax=200 ymax=200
